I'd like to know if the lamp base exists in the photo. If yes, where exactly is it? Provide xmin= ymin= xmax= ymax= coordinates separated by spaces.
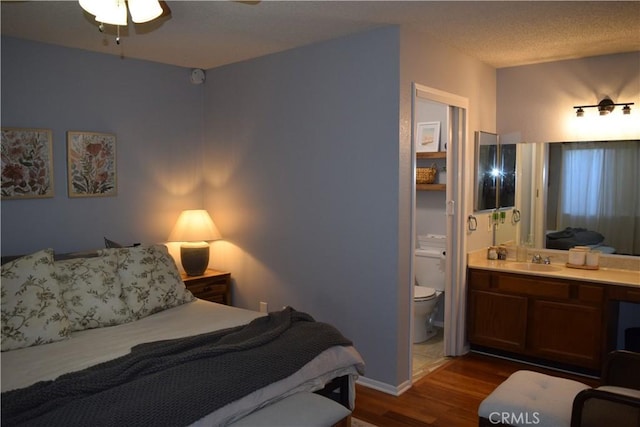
xmin=180 ymin=242 xmax=210 ymax=276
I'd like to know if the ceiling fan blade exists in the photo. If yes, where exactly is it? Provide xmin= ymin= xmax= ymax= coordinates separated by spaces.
xmin=159 ymin=0 xmax=171 ymax=17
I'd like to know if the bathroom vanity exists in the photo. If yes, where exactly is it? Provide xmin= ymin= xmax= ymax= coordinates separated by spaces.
xmin=467 ymin=254 xmax=639 ymax=374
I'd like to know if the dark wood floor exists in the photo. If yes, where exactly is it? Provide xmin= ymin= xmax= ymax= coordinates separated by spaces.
xmin=352 ymin=352 xmax=599 ymax=427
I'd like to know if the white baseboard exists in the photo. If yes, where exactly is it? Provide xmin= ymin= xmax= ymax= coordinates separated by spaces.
xmin=356 ymin=376 xmax=412 ymax=396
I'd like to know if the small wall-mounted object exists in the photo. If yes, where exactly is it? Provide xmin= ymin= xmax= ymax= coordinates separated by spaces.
xmin=467 ymin=215 xmax=477 ymax=232
xmin=190 ymin=68 xmax=206 ymax=85
xmin=511 ymin=208 xmax=521 ymax=224
xmin=574 ymin=97 xmax=634 ymax=117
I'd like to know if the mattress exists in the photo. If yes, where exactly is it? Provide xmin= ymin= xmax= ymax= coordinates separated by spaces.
xmin=1 ymin=299 xmax=364 ymax=426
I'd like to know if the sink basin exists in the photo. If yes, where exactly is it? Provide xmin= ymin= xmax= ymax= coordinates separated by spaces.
xmin=506 ymin=263 xmax=564 ymax=272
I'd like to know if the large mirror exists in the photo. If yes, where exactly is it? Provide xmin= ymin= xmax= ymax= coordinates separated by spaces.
xmin=474 ymin=131 xmax=517 ymax=212
xmin=497 ymin=139 xmax=640 ymax=256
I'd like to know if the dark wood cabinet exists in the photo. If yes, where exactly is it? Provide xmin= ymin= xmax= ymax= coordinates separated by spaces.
xmin=467 ymin=268 xmax=605 ymax=371
xmin=529 ymin=299 xmax=602 ymax=368
xmin=182 ymin=269 xmax=231 ymax=305
xmin=468 ymin=290 xmax=528 ymax=351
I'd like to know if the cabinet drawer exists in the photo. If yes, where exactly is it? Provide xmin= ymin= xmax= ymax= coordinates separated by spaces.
xmin=187 ymin=276 xmax=228 ymax=287
xmin=608 ymin=286 xmax=640 ymax=302
xmin=579 ymin=285 xmax=604 ymax=303
xmin=195 ymin=291 xmax=226 ymax=304
xmin=188 ymin=282 xmax=227 ymax=296
xmin=468 ymin=269 xmax=492 ymax=290
xmin=497 ymin=274 xmax=570 ymax=299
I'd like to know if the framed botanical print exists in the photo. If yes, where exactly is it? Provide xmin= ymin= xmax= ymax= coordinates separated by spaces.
xmin=67 ymin=131 xmax=117 ymax=198
xmin=1 ymin=127 xmax=55 ymax=199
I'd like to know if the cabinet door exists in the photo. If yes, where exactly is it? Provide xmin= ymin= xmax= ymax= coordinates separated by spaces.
xmin=468 ymin=290 xmax=528 ymax=352
xmin=530 ymin=300 xmax=602 ymax=369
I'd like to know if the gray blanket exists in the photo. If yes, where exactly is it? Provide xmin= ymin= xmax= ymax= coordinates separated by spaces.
xmin=1 ymin=307 xmax=353 ymax=427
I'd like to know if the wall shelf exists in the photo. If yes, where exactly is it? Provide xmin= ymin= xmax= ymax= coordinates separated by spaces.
xmin=417 ymin=151 xmax=446 ymax=191
xmin=416 ymin=183 xmax=446 ymax=191
xmin=417 ymin=151 xmax=446 ymax=159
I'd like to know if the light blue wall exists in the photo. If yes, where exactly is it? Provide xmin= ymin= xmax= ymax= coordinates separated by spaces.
xmin=2 ymin=27 xmax=496 ymax=389
xmin=1 ymin=37 xmax=204 ymax=254
xmin=202 ymin=27 xmax=402 ymax=386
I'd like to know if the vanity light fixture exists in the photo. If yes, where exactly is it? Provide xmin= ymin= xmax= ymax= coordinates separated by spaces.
xmin=574 ymin=97 xmax=634 ymax=117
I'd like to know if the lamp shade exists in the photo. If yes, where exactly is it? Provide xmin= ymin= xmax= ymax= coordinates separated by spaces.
xmin=168 ymin=209 xmax=221 ymax=243
xmin=169 ymin=210 xmax=221 ymax=277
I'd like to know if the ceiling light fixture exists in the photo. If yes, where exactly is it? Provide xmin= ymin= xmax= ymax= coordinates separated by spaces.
xmin=573 ymin=97 xmax=634 ymax=117
xmin=80 ymin=0 xmax=162 ymax=24
xmin=79 ymin=0 xmax=163 ymax=43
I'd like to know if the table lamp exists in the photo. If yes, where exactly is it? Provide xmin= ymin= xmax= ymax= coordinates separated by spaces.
xmin=168 ymin=209 xmax=221 ymax=276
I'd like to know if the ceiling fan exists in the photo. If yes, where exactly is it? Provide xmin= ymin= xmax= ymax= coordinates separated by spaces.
xmin=79 ymin=0 xmax=172 ymax=44
xmin=79 ymin=0 xmax=259 ymax=45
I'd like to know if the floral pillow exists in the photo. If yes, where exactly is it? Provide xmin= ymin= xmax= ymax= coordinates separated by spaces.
xmin=102 ymin=244 xmax=194 ymax=320
xmin=1 ymin=249 xmax=70 ymax=351
xmin=55 ymin=252 xmax=131 ymax=331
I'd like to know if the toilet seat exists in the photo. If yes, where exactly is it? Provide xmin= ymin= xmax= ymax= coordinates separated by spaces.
xmin=414 ymin=286 xmax=436 ymax=301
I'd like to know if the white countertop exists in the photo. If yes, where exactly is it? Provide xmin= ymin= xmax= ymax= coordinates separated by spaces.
xmin=467 ymin=249 xmax=640 ymax=288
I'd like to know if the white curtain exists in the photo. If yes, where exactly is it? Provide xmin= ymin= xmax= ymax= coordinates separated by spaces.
xmin=557 ymin=141 xmax=640 ymax=255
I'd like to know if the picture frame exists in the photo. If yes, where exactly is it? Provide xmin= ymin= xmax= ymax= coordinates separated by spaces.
xmin=67 ymin=131 xmax=117 ymax=198
xmin=415 ymin=121 xmax=441 ymax=153
xmin=1 ymin=127 xmax=55 ymax=199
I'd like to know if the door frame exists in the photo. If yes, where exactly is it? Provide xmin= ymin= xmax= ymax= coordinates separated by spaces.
xmin=410 ymin=83 xmax=470 ymax=382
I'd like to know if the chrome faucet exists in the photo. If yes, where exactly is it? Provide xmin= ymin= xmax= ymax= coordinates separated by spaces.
xmin=531 ymin=254 xmax=552 ymax=264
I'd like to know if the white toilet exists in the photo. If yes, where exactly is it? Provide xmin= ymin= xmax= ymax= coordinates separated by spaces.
xmin=413 ymin=235 xmax=446 ymax=343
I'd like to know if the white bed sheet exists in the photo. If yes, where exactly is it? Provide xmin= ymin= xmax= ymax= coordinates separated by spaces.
xmin=0 ymin=300 xmax=364 ymax=426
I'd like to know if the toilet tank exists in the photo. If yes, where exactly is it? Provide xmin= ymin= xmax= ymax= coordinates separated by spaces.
xmin=415 ymin=236 xmax=446 ymax=291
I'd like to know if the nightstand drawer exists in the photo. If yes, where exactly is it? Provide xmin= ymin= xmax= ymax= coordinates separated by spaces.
xmin=188 ymin=282 xmax=227 ymax=298
xmin=182 ymin=269 xmax=231 ymax=305
xmin=196 ymin=292 xmax=226 ymax=304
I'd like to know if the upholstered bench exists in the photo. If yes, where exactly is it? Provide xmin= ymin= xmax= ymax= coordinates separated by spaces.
xmin=478 ymin=370 xmax=590 ymax=427
xmin=231 ymin=392 xmax=351 ymax=427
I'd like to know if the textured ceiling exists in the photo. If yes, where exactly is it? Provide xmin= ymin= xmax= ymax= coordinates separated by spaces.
xmin=2 ymin=1 xmax=639 ymax=69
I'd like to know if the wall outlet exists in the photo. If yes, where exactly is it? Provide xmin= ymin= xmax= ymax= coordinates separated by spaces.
xmin=259 ymin=301 xmax=268 ymax=313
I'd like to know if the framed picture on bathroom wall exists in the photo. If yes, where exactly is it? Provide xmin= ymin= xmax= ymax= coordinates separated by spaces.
xmin=1 ymin=127 xmax=55 ymax=200
xmin=415 ymin=121 xmax=441 ymax=153
xmin=67 ymin=131 xmax=117 ymax=198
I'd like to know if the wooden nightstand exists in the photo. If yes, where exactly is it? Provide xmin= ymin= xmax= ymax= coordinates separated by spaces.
xmin=182 ymin=269 xmax=231 ymax=305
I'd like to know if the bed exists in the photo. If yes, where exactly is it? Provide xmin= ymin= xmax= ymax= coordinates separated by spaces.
xmin=1 ymin=246 xmax=365 ymax=426
xmin=545 ymin=227 xmax=616 ymax=253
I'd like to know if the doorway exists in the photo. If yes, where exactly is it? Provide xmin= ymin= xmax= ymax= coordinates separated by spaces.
xmin=410 ymin=84 xmax=469 ymax=383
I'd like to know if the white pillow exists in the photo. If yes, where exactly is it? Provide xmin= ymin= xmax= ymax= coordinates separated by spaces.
xmin=55 ymin=252 xmax=131 ymax=331
xmin=103 ymin=244 xmax=194 ymax=320
xmin=1 ymin=249 xmax=70 ymax=351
